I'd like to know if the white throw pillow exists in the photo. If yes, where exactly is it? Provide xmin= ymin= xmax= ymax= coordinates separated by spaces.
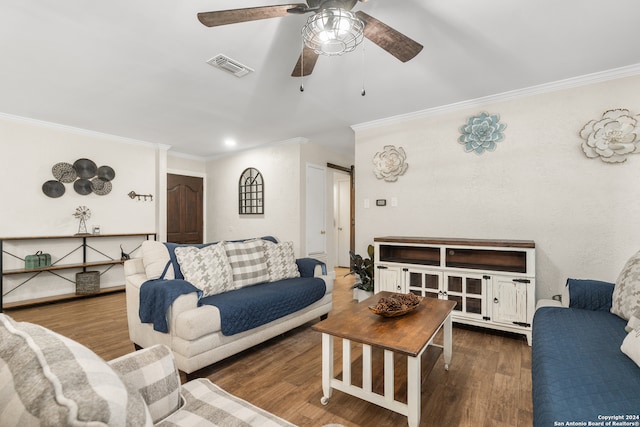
xmin=263 ymin=241 xmax=300 ymax=282
xmin=141 ymin=240 xmax=174 ymax=280
xmin=626 ymin=306 xmax=640 ymax=333
xmin=611 ymin=249 xmax=640 ymax=320
xmin=224 ymin=239 xmax=270 ymax=288
xmin=174 ymin=243 xmax=234 ymax=297
xmin=621 ymin=328 xmax=640 ymax=368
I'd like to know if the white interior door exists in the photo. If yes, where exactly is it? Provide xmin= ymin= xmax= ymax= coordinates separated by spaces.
xmin=306 ymin=164 xmax=326 ymax=257
xmin=337 ymin=178 xmax=350 ymax=267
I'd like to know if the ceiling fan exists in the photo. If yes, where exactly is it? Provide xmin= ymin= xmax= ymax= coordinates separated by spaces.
xmin=197 ymin=0 xmax=423 ymax=77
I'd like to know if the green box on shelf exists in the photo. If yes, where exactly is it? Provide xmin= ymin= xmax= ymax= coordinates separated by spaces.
xmin=76 ymin=271 xmax=100 ymax=295
xmin=24 ymin=251 xmax=52 ymax=270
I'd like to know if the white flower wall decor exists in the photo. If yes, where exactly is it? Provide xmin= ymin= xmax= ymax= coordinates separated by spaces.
xmin=579 ymin=109 xmax=640 ymax=163
xmin=372 ymin=145 xmax=408 ymax=182
xmin=458 ymin=112 xmax=507 ymax=154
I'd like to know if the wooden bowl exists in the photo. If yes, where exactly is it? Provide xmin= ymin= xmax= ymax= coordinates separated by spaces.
xmin=368 ymin=294 xmax=423 ymax=317
xmin=368 ymin=304 xmax=420 ymax=317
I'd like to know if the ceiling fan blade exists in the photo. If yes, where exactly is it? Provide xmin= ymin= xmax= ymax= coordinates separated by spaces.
xmin=291 ymin=46 xmax=320 ymax=77
xmin=355 ymin=11 xmax=423 ymax=62
xmin=198 ymin=4 xmax=307 ymax=27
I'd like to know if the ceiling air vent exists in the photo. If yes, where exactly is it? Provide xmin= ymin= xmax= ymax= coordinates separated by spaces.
xmin=206 ymin=54 xmax=254 ymax=78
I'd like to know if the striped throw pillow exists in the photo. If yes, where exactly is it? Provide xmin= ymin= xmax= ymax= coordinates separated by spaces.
xmin=224 ymin=239 xmax=270 ymax=288
xmin=0 ymin=314 xmax=152 ymax=427
xmin=108 ymin=345 xmax=181 ymax=424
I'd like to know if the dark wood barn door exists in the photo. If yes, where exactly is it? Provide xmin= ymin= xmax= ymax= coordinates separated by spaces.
xmin=167 ymin=174 xmax=203 ymax=244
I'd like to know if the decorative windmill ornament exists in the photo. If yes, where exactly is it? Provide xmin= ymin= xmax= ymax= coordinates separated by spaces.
xmin=73 ymin=206 xmax=92 ymax=235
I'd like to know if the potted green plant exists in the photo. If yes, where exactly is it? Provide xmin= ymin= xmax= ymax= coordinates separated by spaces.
xmin=346 ymin=244 xmax=375 ymax=302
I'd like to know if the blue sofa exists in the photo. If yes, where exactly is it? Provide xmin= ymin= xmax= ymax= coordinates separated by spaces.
xmin=532 ymin=279 xmax=640 ymax=426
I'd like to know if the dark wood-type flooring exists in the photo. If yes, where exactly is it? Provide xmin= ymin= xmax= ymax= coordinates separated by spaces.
xmin=6 ymin=268 xmax=532 ymax=427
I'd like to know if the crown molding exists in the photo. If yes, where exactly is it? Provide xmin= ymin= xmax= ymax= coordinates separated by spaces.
xmin=167 ymin=150 xmax=206 ymax=161
xmin=351 ymin=63 xmax=640 ymax=132
xmin=0 ymin=111 xmax=171 ymax=151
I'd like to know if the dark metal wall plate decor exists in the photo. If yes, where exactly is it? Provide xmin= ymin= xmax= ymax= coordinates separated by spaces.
xmin=42 ymin=180 xmax=65 ymax=198
xmin=239 ymin=167 xmax=264 ymax=214
xmin=42 ymin=158 xmax=116 ymax=198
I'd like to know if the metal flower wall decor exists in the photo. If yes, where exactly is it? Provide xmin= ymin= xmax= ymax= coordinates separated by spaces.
xmin=459 ymin=112 xmax=507 ymax=154
xmin=579 ymin=109 xmax=640 ymax=163
xmin=372 ymin=145 xmax=408 ymax=182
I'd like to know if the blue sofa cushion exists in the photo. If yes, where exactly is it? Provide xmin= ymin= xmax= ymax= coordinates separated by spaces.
xmin=532 ymin=307 xmax=640 ymax=426
xmin=566 ymin=278 xmax=614 ymax=312
xmin=199 ymin=277 xmax=326 ymax=336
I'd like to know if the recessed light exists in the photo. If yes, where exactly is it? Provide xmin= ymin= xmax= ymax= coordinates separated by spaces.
xmin=224 ymin=139 xmax=236 ymax=147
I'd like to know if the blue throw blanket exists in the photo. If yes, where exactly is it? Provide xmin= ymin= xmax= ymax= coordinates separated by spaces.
xmin=296 ymin=258 xmax=327 ymax=277
xmin=200 ymin=277 xmax=326 ymax=336
xmin=138 ymin=276 xmax=326 ymax=335
xmin=139 ymin=279 xmax=202 ymax=333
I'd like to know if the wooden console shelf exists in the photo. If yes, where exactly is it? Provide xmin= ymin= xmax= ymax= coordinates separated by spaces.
xmin=374 ymin=236 xmax=536 ymax=345
xmin=3 ymin=260 xmax=124 ymax=275
xmin=2 ymin=286 xmax=125 ymax=310
xmin=1 ymin=233 xmax=156 ymax=311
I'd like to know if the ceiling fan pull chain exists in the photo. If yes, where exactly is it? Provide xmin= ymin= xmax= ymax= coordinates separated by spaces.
xmin=300 ymin=39 xmax=305 ymax=92
xmin=361 ymin=40 xmax=366 ymax=96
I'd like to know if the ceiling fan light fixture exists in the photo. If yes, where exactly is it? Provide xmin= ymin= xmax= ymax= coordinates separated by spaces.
xmin=302 ymin=8 xmax=364 ymax=56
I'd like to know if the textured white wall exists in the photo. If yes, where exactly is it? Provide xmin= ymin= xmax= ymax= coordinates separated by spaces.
xmin=354 ymin=75 xmax=640 ymax=300
xmin=0 ymin=115 xmax=160 ymax=302
xmin=205 ymin=140 xmax=354 ymax=265
xmin=167 ymin=153 xmax=206 ymax=174
xmin=205 ymin=143 xmax=303 ymax=251
xmin=0 ymin=117 xmax=157 ymax=237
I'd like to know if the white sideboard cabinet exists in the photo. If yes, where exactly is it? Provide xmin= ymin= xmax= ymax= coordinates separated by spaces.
xmin=374 ymin=237 xmax=536 ymax=345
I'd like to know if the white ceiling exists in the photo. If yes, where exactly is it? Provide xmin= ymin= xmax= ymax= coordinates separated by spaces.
xmin=2 ymin=0 xmax=640 ymax=158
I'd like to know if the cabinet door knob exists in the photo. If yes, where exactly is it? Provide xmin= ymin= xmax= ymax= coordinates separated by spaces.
xmin=494 ymin=298 xmax=499 ymax=304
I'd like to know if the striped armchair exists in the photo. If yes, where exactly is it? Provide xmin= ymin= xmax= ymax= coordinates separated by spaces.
xmin=0 ymin=314 xmax=295 ymax=426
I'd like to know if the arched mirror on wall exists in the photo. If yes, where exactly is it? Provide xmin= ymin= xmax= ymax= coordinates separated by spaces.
xmin=238 ymin=167 xmax=264 ymax=214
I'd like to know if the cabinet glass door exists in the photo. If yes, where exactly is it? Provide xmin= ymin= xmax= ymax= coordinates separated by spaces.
xmin=444 ymin=273 xmax=486 ymax=319
xmin=405 ymin=268 xmax=442 ymax=299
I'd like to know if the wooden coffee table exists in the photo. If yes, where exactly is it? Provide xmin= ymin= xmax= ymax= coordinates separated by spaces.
xmin=312 ymin=292 xmax=456 ymax=427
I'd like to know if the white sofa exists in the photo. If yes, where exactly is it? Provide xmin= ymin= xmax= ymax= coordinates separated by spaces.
xmin=124 ymin=238 xmax=334 ymax=375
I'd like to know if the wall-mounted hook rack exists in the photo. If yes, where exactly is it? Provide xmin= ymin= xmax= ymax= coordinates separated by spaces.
xmin=128 ymin=191 xmax=153 ymax=201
